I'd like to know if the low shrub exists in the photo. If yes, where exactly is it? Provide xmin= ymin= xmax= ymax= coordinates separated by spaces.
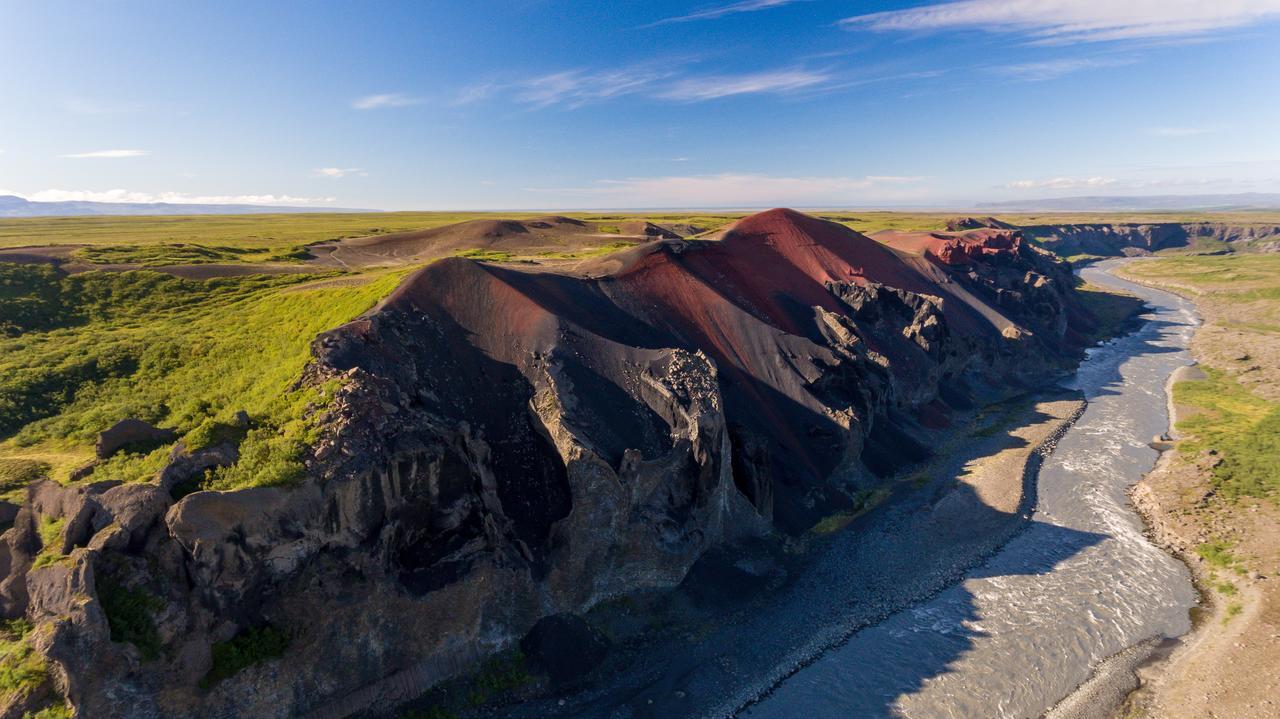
xmin=97 ymin=577 xmax=164 ymax=661
xmin=202 ymin=625 xmax=289 ymax=688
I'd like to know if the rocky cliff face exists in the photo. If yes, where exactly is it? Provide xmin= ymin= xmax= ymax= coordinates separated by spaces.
xmin=0 ymin=210 xmax=1094 ymax=718
xmin=1025 ymin=222 xmax=1280 ymax=257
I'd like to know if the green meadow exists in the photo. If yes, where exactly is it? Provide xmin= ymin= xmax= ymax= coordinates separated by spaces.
xmin=1125 ymin=253 xmax=1280 ymax=501
xmin=0 ymin=262 xmax=407 ymax=497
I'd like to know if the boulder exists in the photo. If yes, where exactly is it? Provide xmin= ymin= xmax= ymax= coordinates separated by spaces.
xmin=520 ymin=614 xmax=610 ymax=687
xmin=95 ymin=419 xmax=176 ymax=459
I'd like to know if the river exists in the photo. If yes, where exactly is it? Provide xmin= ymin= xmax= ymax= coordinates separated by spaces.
xmin=741 ymin=260 xmax=1200 ymax=718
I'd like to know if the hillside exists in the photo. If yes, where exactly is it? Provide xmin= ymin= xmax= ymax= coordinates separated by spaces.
xmin=0 ymin=209 xmax=1105 ymax=717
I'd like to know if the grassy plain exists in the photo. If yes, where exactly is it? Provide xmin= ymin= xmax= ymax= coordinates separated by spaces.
xmin=5 ymin=209 xmax=1276 ymax=250
xmin=1122 ymin=254 xmax=1280 ymax=501
xmin=0 ymin=262 xmax=407 ymax=494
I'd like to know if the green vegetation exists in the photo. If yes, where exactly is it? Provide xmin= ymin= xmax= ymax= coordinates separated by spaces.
xmin=536 ymin=241 xmax=636 ymax=260
xmin=1214 ymin=580 xmax=1238 ymax=596
xmin=1175 ymin=367 xmax=1280 ymax=500
xmin=454 ymin=248 xmax=515 ymax=262
xmin=1123 ymin=253 xmax=1280 ymax=303
xmin=0 ymin=459 xmax=47 ymax=502
xmin=1224 ymin=602 xmax=1244 ymax=623
xmin=0 ymin=619 xmax=47 ymax=702
xmin=75 ymin=243 xmax=310 ymax=267
xmin=455 ymin=241 xmax=639 ymax=263
xmin=824 ymin=212 xmax=952 ymax=234
xmin=98 ymin=577 xmax=164 ymax=660
xmin=465 ymin=650 xmax=532 ymax=706
xmin=0 ymin=264 xmax=405 ymax=490
xmin=0 ymin=212 xmax=521 ymax=251
xmin=29 ymin=516 xmax=67 ymax=570
xmin=1196 ymin=540 xmax=1237 ymax=569
xmin=202 ymin=625 xmax=289 ymax=688
xmin=810 ymin=488 xmax=891 ymax=535
xmin=24 ymin=703 xmax=73 ymax=719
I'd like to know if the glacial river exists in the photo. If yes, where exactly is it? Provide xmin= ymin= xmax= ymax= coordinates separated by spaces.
xmin=743 ymin=260 xmax=1200 ymax=718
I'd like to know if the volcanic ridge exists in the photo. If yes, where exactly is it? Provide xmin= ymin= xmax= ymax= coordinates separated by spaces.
xmin=1 ymin=209 xmax=1104 ymax=718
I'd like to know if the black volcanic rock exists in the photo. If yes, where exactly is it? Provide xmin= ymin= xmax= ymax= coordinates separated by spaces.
xmin=0 ymin=209 xmax=1096 ymax=719
xmin=520 ymin=614 xmax=610 ymax=687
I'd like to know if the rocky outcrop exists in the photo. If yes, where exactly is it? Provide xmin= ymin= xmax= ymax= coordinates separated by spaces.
xmin=95 ymin=419 xmax=177 ymax=459
xmin=1025 ymin=223 xmax=1280 ymax=257
xmin=946 ymin=216 xmax=1014 ymax=231
xmin=0 ymin=209 xmax=1099 ymax=718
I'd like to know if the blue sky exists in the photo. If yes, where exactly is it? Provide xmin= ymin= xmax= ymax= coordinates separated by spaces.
xmin=2 ymin=0 xmax=1279 ymax=210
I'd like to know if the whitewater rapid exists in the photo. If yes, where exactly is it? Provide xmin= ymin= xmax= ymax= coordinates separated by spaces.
xmin=742 ymin=260 xmax=1200 ymax=718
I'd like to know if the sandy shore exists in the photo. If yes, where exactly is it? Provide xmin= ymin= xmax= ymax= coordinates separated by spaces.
xmin=1101 ymin=264 xmax=1280 ymax=718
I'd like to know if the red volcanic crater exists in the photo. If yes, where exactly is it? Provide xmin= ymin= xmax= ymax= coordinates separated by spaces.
xmin=319 ymin=208 xmax=1082 ymax=532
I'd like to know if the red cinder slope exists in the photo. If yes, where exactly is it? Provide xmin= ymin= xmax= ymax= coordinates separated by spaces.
xmin=317 ymin=209 xmax=1081 ymax=536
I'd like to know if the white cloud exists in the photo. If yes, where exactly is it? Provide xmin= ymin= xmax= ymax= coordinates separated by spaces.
xmin=351 ymin=93 xmax=423 ymax=110
xmin=646 ymin=0 xmax=807 ymax=27
xmin=990 ymin=57 xmax=1134 ymax=81
xmin=1148 ymin=126 xmax=1215 ymax=137
xmin=312 ymin=167 xmax=367 ymax=179
xmin=524 ymin=173 xmax=926 ymax=206
xmin=59 ymin=149 xmax=149 ymax=159
xmin=656 ymin=69 xmax=831 ymax=101
xmin=1004 ymin=177 xmax=1118 ymax=190
xmin=12 ymin=189 xmax=336 ymax=205
xmin=840 ymin=0 xmax=1280 ymax=43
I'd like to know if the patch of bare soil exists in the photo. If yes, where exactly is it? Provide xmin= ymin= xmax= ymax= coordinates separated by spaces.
xmin=1125 ymin=449 xmax=1280 ymax=718
xmin=307 ymin=216 xmax=659 ymax=268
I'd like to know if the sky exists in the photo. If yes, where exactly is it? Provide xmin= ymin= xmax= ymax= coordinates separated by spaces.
xmin=2 ymin=0 xmax=1279 ymax=210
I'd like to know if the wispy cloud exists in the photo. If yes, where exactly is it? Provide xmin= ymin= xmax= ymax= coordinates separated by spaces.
xmin=1004 ymin=176 xmax=1117 ymax=190
xmin=524 ymin=173 xmax=926 ymax=206
xmin=656 ymin=69 xmax=831 ymax=100
xmin=312 ymin=167 xmax=367 ymax=179
xmin=513 ymin=68 xmax=674 ymax=108
xmin=59 ymin=149 xmax=148 ymax=159
xmin=10 ymin=189 xmax=335 ymax=205
xmin=990 ymin=56 xmax=1134 ymax=81
xmin=645 ymin=0 xmax=807 ymax=27
xmin=457 ymin=65 xmax=830 ymax=108
xmin=62 ymin=97 xmax=141 ymax=115
xmin=840 ymin=0 xmax=1280 ymax=44
xmin=452 ymin=82 xmax=499 ymax=106
xmin=351 ymin=93 xmax=423 ymax=110
xmin=1148 ymin=126 xmax=1215 ymax=137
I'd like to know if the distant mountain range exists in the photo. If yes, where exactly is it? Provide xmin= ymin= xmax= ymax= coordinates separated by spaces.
xmin=0 ymin=195 xmax=374 ymax=218
xmin=976 ymin=193 xmax=1280 ymax=212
